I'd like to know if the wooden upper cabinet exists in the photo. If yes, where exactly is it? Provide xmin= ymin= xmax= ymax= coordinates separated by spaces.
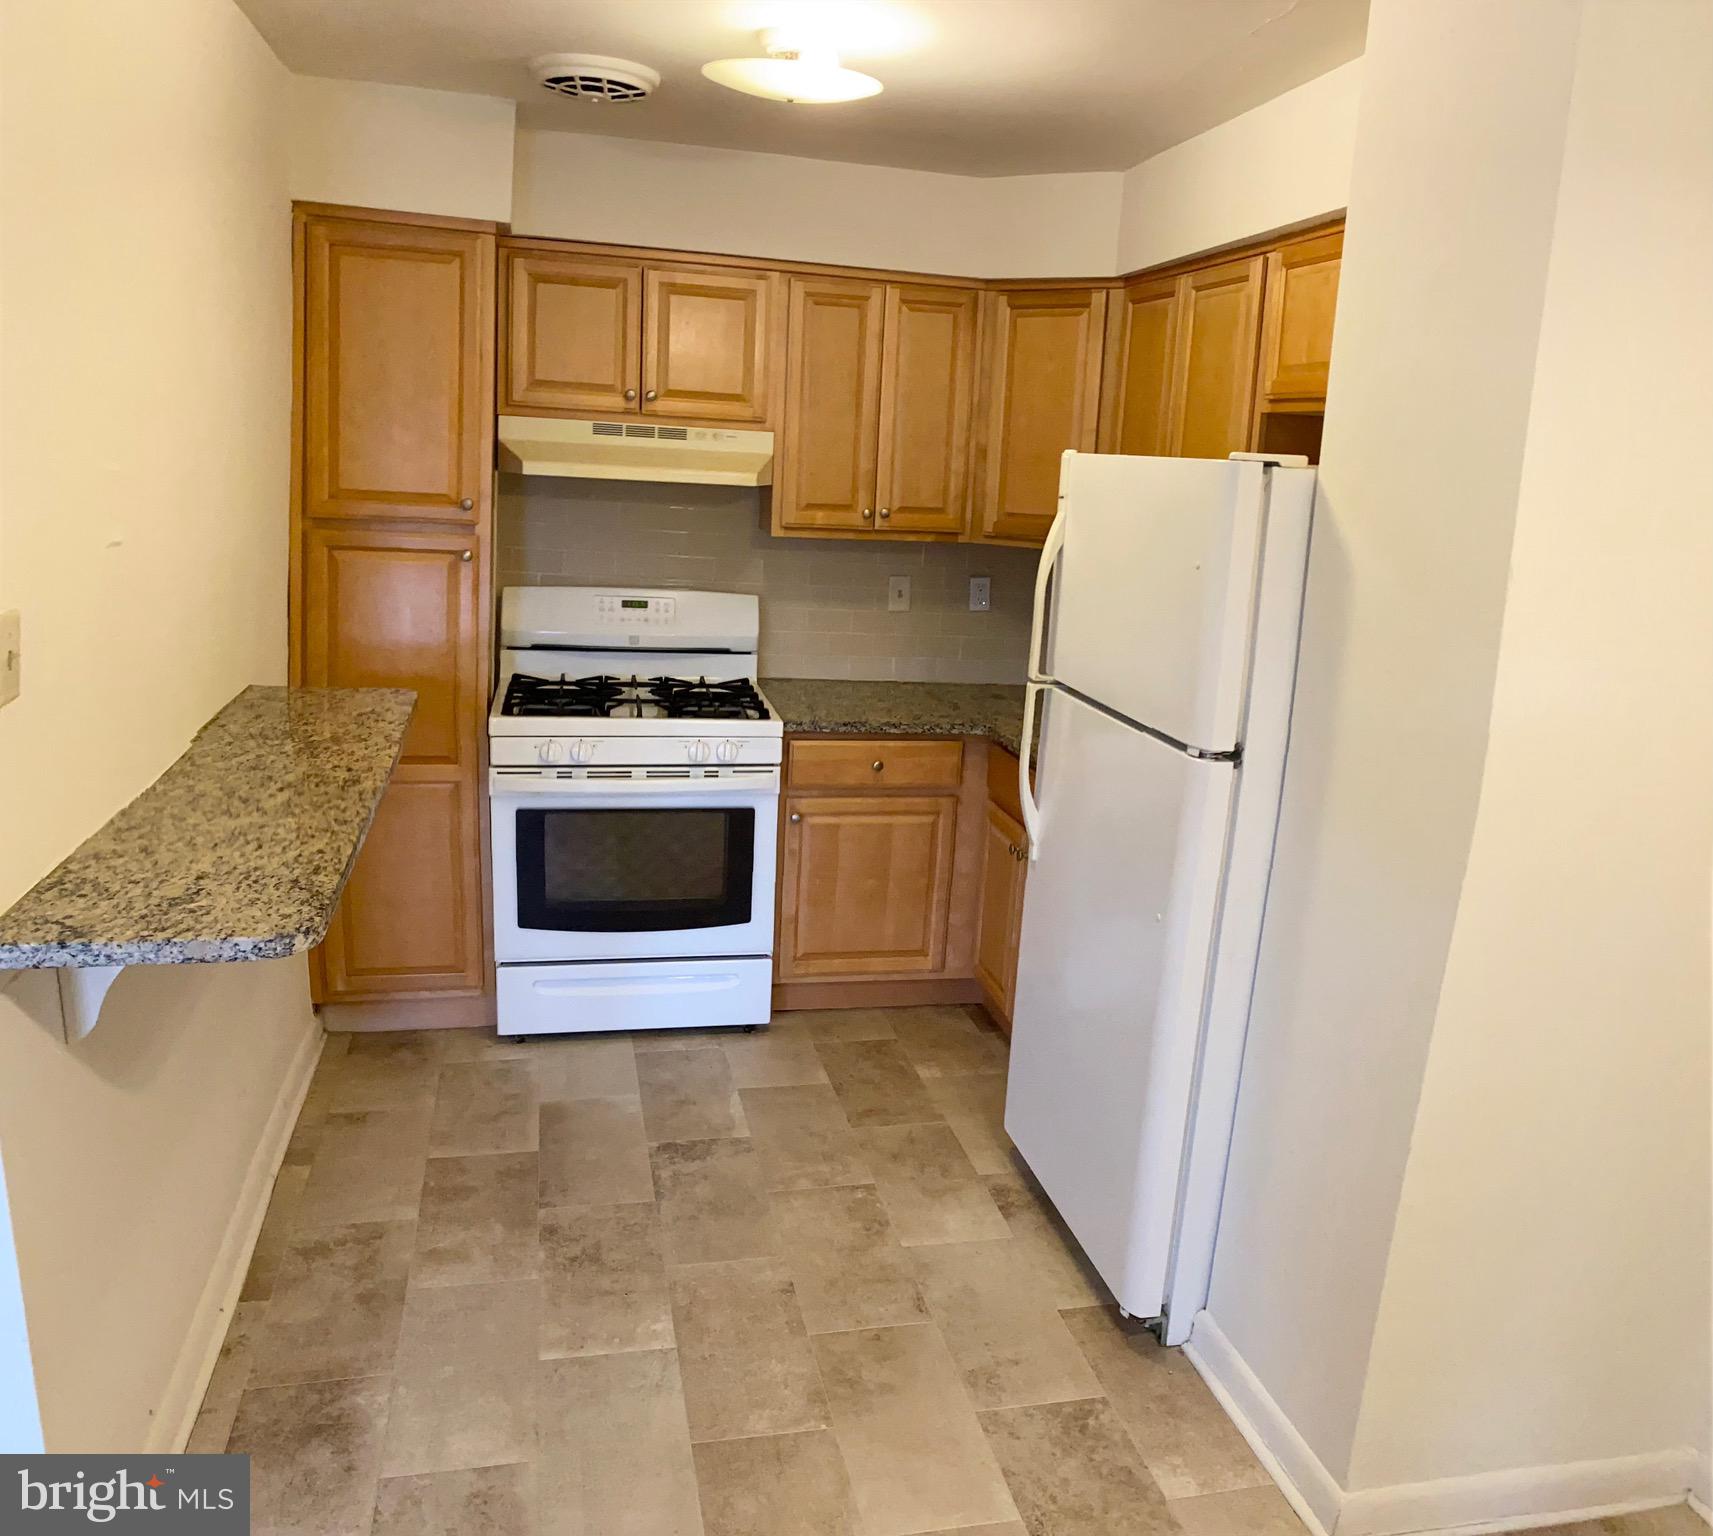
xmin=302 ymin=218 xmax=492 ymax=522
xmin=778 ymin=277 xmax=886 ymax=531
xmin=777 ymin=792 xmax=959 ymax=979
xmin=1172 ymin=255 xmax=1265 ymax=459
xmin=299 ymin=524 xmax=480 ymax=772
xmin=976 ymin=286 xmax=1107 ymax=543
xmin=1099 ymin=275 xmax=1181 ymax=456
xmin=642 ymin=265 xmax=777 ymax=422
xmin=875 ymin=285 xmax=978 ymax=536
xmin=1258 ymin=230 xmax=1343 ymax=405
xmin=503 ymin=251 xmax=641 ymax=415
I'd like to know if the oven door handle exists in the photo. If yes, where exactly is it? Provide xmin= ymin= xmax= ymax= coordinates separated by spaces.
xmin=522 ymin=972 xmax=746 ymax=998
xmin=489 ymin=771 xmax=781 ymax=797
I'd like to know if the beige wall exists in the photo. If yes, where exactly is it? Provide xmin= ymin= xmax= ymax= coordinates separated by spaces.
xmin=499 ymin=483 xmax=1036 ymax=683
xmin=1117 ymin=59 xmax=1361 ymax=272
xmin=0 ymin=0 xmax=317 ymax=1450
xmin=286 ymin=75 xmax=517 ymax=223
xmin=1346 ymin=0 xmax=1713 ymax=1495
xmin=510 ymin=128 xmax=1121 ymax=277
xmin=1203 ymin=0 xmax=1583 ymax=1491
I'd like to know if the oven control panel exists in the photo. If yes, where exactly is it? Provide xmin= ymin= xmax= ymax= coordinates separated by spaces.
xmin=596 ymin=594 xmax=676 ymax=627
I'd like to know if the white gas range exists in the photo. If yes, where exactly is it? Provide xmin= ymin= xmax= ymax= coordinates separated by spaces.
xmin=488 ymin=586 xmax=783 ymax=1037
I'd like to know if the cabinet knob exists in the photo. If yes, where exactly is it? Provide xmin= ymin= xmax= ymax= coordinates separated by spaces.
xmin=624 ymin=388 xmax=637 ymax=401
xmin=871 ymin=760 xmax=884 ymax=772
xmin=459 ymin=497 xmax=474 ymax=510
xmin=878 ymin=507 xmax=891 ymax=520
xmin=788 ymin=812 xmax=802 ymax=823
xmin=861 ymin=507 xmax=873 ymax=520
xmin=460 ymin=549 xmax=473 ymax=562
xmin=645 ymin=389 xmax=658 ymax=401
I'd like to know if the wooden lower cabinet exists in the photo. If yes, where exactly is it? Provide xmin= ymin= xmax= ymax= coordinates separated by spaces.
xmin=974 ymin=800 xmax=1028 ymax=1031
xmin=777 ymin=791 xmax=959 ymax=980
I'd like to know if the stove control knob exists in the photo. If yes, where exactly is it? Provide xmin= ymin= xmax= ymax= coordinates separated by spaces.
xmin=687 ymin=739 xmax=712 ymax=763
xmin=536 ymin=740 xmax=565 ymax=765
xmin=716 ymin=739 xmax=741 ymax=762
xmin=569 ymin=739 xmax=597 ymax=764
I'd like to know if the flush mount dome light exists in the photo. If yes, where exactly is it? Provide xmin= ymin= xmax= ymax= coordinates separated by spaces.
xmin=701 ymin=29 xmax=882 ymax=104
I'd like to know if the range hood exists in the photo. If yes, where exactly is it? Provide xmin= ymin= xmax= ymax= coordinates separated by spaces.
xmin=497 ymin=415 xmax=773 ymax=487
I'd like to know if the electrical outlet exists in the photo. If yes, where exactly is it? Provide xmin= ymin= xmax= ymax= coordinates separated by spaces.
xmin=887 ymin=575 xmax=911 ymax=612
xmin=0 ymin=610 xmax=19 ymax=710
xmin=969 ymin=576 xmax=992 ymax=612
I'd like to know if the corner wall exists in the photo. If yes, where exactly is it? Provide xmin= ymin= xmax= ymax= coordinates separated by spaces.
xmin=0 ymin=0 xmax=317 ymax=1450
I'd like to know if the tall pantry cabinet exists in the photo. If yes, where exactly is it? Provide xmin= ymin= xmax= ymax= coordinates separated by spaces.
xmin=290 ymin=206 xmax=496 ymax=1006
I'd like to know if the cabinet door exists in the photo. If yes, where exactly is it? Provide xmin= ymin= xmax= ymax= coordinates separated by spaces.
xmin=975 ymin=800 xmax=1028 ymax=1028
xmin=875 ymin=285 xmax=978 ymax=536
xmin=1171 ymin=256 xmax=1265 ymax=459
xmin=300 ymin=524 xmax=485 ymax=995
xmin=301 ymin=525 xmax=481 ymax=773
xmin=777 ymin=277 xmax=886 ymax=532
xmin=643 ymin=265 xmax=776 ymax=423
xmin=318 ymin=774 xmax=485 ymax=997
xmin=1098 ymin=275 xmax=1182 ymax=456
xmin=502 ymin=251 xmax=641 ymax=415
xmin=777 ymin=794 xmax=958 ymax=978
xmin=1258 ymin=230 xmax=1343 ymax=403
xmin=303 ymin=218 xmax=492 ymax=522
xmin=976 ymin=287 xmax=1107 ymax=544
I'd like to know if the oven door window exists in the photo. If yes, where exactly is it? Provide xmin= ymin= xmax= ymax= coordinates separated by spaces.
xmin=514 ymin=807 xmax=755 ymax=933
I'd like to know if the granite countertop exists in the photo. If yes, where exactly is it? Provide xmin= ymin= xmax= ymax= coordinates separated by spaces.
xmin=761 ymin=677 xmax=1027 ymax=758
xmin=0 ymin=685 xmax=415 ymax=971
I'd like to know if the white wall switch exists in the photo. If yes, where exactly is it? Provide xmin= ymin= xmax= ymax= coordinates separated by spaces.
xmin=887 ymin=575 xmax=912 ymax=612
xmin=0 ymin=610 xmax=19 ymax=710
xmin=969 ymin=576 xmax=992 ymax=612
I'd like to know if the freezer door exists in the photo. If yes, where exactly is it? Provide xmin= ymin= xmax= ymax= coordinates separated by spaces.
xmin=1047 ymin=453 xmax=1267 ymax=753
xmin=1004 ymin=687 xmax=1235 ymax=1320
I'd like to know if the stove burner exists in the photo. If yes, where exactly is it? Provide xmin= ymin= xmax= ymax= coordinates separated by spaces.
xmin=499 ymin=673 xmax=771 ymax=722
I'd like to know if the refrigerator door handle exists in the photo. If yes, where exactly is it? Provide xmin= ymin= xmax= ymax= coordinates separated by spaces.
xmin=1026 ymin=502 xmax=1068 ymax=686
xmin=1020 ymin=681 xmax=1044 ymax=859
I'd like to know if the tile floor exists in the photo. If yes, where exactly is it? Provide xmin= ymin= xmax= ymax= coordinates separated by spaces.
xmin=188 ymin=1006 xmax=1707 ymax=1536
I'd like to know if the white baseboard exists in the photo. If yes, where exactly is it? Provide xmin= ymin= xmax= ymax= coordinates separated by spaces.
xmin=1689 ymin=1490 xmax=1710 ymax=1526
xmin=148 ymin=1019 xmax=323 ymax=1454
xmin=1186 ymin=1310 xmax=1703 ymax=1536
xmin=1693 ymin=1451 xmax=1711 ymax=1516
xmin=1184 ymin=1311 xmax=1344 ymax=1536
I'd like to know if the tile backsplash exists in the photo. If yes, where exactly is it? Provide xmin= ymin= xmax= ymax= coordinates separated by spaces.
xmin=498 ymin=480 xmax=1038 ymax=683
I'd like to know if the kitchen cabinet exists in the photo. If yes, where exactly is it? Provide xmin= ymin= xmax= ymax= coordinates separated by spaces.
xmin=301 ymin=216 xmax=492 ymax=523
xmin=500 ymin=245 xmax=780 ymax=425
xmin=293 ymin=206 xmax=495 ymax=1006
xmin=974 ymin=286 xmax=1107 ymax=545
xmin=1174 ymin=255 xmax=1266 ymax=460
xmin=1257 ymin=229 xmax=1343 ymax=407
xmin=1098 ymin=274 xmax=1181 ymax=457
xmin=974 ymin=745 xmax=1029 ymax=1033
xmin=775 ymin=278 xmax=977 ymax=538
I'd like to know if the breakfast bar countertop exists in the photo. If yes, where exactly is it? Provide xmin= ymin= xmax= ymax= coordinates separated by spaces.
xmin=0 ymin=685 xmax=415 ymax=971
xmin=761 ymin=677 xmax=1026 ymax=758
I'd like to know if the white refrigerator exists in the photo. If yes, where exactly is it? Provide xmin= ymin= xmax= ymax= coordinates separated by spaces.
xmin=1006 ymin=450 xmax=1315 ymax=1346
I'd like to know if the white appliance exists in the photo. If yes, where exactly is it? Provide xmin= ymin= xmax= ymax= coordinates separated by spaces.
xmin=497 ymin=415 xmax=774 ymax=487
xmin=488 ymin=586 xmax=784 ymax=1036
xmin=1006 ymin=451 xmax=1315 ymax=1346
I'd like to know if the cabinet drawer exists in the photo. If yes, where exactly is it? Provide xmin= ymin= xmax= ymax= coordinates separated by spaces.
xmin=790 ymin=738 xmax=964 ymax=791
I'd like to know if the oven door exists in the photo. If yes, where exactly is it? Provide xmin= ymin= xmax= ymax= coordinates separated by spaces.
xmin=490 ymin=774 xmax=779 ymax=963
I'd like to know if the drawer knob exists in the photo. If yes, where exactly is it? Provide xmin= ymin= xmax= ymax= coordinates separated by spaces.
xmin=871 ymin=759 xmax=884 ymax=772
xmin=878 ymin=507 xmax=891 ymax=520
xmin=624 ymin=388 xmax=637 ymax=401
xmin=460 ymin=549 xmax=473 ymax=562
xmin=861 ymin=507 xmax=873 ymax=520
xmin=645 ymin=389 xmax=658 ymax=401
xmin=788 ymin=812 xmax=802 ymax=823
xmin=459 ymin=497 xmax=474 ymax=510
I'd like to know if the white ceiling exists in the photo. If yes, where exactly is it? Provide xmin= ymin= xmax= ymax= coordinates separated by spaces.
xmin=239 ymin=0 xmax=1368 ymax=177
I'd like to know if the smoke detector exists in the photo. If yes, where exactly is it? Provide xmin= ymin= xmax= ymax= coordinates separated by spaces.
xmin=531 ymin=54 xmax=660 ymax=103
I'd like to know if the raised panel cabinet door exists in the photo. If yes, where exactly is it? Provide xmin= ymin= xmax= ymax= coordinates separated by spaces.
xmin=1170 ymin=255 xmax=1266 ymax=460
xmin=975 ymin=800 xmax=1028 ymax=1028
xmin=1097 ymin=274 xmax=1182 ymax=456
xmin=875 ymin=284 xmax=979 ymax=536
xmin=643 ymin=265 xmax=777 ymax=423
xmin=777 ymin=794 xmax=958 ymax=978
xmin=303 ymin=218 xmax=492 ymax=521
xmin=977 ymin=287 xmax=1107 ymax=544
xmin=502 ymin=251 xmax=642 ymax=414
xmin=1258 ymin=230 xmax=1343 ymax=403
xmin=300 ymin=524 xmax=480 ymax=772
xmin=318 ymin=772 xmax=485 ymax=997
xmin=777 ymin=277 xmax=886 ymax=532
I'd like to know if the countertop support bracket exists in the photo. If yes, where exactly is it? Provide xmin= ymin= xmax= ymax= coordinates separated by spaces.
xmin=55 ymin=964 xmax=124 ymax=1043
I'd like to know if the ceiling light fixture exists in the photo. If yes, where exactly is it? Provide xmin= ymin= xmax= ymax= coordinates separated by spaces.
xmin=702 ymin=28 xmax=882 ymax=105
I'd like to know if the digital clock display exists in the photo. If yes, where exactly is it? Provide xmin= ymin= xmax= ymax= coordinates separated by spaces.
xmin=621 ymin=599 xmax=648 ymax=610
